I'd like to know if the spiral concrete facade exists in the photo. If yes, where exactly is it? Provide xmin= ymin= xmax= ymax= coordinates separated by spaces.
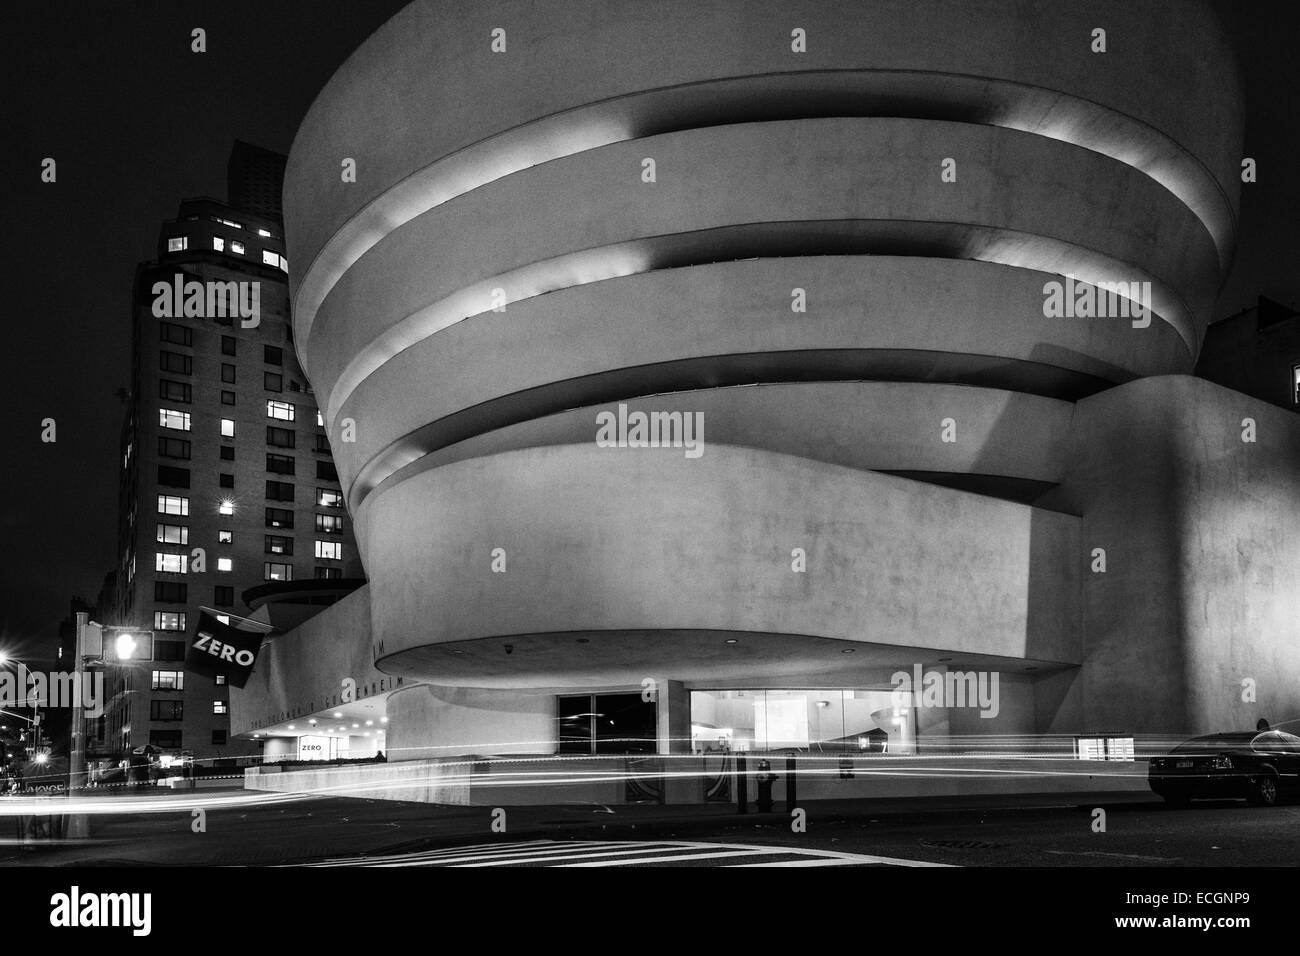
xmin=231 ymin=0 xmax=1300 ymax=765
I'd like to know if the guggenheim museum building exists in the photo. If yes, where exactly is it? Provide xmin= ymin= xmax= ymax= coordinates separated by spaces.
xmin=232 ymin=0 xmax=1300 ymax=800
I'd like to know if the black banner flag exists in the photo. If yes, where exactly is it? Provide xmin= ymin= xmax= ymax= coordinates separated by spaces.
xmin=186 ymin=610 xmax=269 ymax=688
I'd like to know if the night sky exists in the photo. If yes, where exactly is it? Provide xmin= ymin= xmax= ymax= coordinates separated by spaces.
xmin=2 ymin=1 xmax=1297 ymax=662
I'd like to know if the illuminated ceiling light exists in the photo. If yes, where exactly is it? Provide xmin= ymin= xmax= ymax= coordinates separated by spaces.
xmin=723 ymin=639 xmax=738 ymax=645
xmin=333 ymin=712 xmax=343 ymax=718
xmin=351 ymin=723 xmax=359 ymax=729
xmin=380 ymin=717 xmax=388 ymax=724
xmin=288 ymin=724 xmax=295 ymax=730
xmin=841 ymin=648 xmax=856 ymax=654
xmin=365 ymin=720 xmax=373 ymax=726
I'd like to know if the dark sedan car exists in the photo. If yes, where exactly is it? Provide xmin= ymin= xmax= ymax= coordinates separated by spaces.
xmin=1149 ymin=730 xmax=1300 ymax=807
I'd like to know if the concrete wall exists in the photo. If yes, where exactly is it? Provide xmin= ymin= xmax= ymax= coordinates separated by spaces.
xmin=231 ymin=587 xmax=399 ymax=736
xmin=1051 ymin=376 xmax=1300 ymax=736
xmin=386 ymin=684 xmax=556 ymax=760
xmin=361 ymin=444 xmax=1081 ymax=686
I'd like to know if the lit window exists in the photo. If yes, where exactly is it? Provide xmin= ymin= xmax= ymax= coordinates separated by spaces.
xmin=262 ymin=250 xmax=279 ymax=266
xmin=266 ymin=400 xmax=295 ymax=421
xmin=157 ymin=495 xmax=189 ymax=516
xmin=214 ymin=217 xmax=243 ymax=230
xmin=230 ymin=241 xmax=245 ymax=255
xmin=213 ymin=236 xmax=225 ymax=252
xmin=315 ymin=540 xmax=343 ymax=560
xmin=221 ymin=419 xmax=235 ymax=438
xmin=218 ymin=530 xmax=233 ymax=544
xmin=1293 ymin=366 xmax=1300 ymax=404
xmin=318 ymin=489 xmax=343 ymax=508
xmin=218 ymin=500 xmax=235 ymax=516
xmin=264 ymin=562 xmax=293 ymax=582
xmin=215 ymin=675 xmax=227 ymax=686
xmin=156 ymin=523 xmax=188 ymax=545
xmin=256 ymin=228 xmax=272 ymax=238
xmin=153 ymin=611 xmax=186 ymax=631
xmin=167 ymin=236 xmax=187 ymax=252
xmin=316 ymin=514 xmax=344 ymax=534
xmin=155 ymin=553 xmax=187 ymax=574
xmin=151 ymin=670 xmax=184 ymax=691
xmin=213 ymin=700 xmax=229 ymax=715
xmin=217 ymin=557 xmax=233 ymax=572
xmin=279 ymin=255 xmax=289 ymax=272
xmin=159 ymin=408 xmax=191 ymax=431
xmin=317 ymin=410 xmax=324 ymax=427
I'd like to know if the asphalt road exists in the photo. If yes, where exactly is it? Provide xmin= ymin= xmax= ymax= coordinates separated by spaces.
xmin=2 ymin=788 xmax=1298 ymax=867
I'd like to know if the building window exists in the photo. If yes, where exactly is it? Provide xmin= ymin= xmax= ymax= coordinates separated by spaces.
xmin=213 ymin=557 xmax=231 ymax=573
xmin=213 ymin=236 xmax=226 ymax=252
xmin=264 ymin=372 xmax=283 ymax=392
xmin=153 ymin=612 xmax=186 ymax=631
xmin=316 ymin=514 xmax=344 ymax=534
xmin=160 ymin=351 xmax=192 ymax=375
xmin=157 ymin=495 xmax=189 ymax=516
xmin=159 ymin=321 xmax=192 ymax=346
xmin=221 ymin=362 xmax=236 ymax=384
xmin=316 ymin=461 xmax=339 ymax=482
xmin=157 ymin=437 xmax=191 ymax=460
xmin=318 ymin=489 xmax=343 ymax=508
xmin=230 ymin=240 xmax=245 ymax=255
xmin=159 ymin=408 xmax=191 ymax=431
xmin=218 ymin=529 xmax=233 ymax=543
xmin=264 ymin=562 xmax=293 ymax=582
xmin=313 ymin=434 xmax=331 ymax=454
xmin=219 ymin=473 xmax=235 ymax=488
xmin=154 ymin=581 xmax=187 ymax=603
xmin=150 ymin=730 xmax=183 ymax=749
xmin=267 ymin=425 xmax=295 ymax=448
xmin=219 ymin=445 xmax=235 ymax=461
xmin=218 ymin=500 xmax=235 ymax=516
xmin=264 ymin=345 xmax=283 ymax=366
xmin=167 ymin=236 xmax=187 ymax=252
xmin=212 ymin=729 xmax=227 ymax=745
xmin=155 ymin=552 xmax=187 ymax=574
xmin=153 ymin=639 xmax=185 ymax=661
xmin=214 ymin=585 xmax=234 ymax=606
xmin=156 ymin=523 xmax=188 ymax=545
xmin=265 ymin=507 xmax=293 ymax=529
xmin=266 ymin=453 xmax=295 ymax=475
xmin=1293 ymin=366 xmax=1300 ymax=404
xmin=221 ymin=419 xmax=235 ymax=438
xmin=315 ymin=540 xmax=343 ymax=560
xmin=257 ymin=228 xmax=273 ymax=238
xmin=262 ymin=249 xmax=279 ymax=267
xmin=316 ymin=410 xmax=325 ymax=427
xmin=315 ymin=566 xmax=343 ymax=580
xmin=157 ymin=464 xmax=191 ymax=488
xmin=265 ymin=480 xmax=294 ymax=502
xmin=265 ymin=535 xmax=293 ymax=555
xmin=159 ymin=380 xmax=192 ymax=404
xmin=213 ymin=700 xmax=230 ymax=715
xmin=151 ymin=699 xmax=185 ymax=721
xmin=151 ymin=670 xmax=185 ymax=691
xmin=221 ymin=336 xmax=236 ymax=356
xmin=266 ymin=400 xmax=295 ymax=421
xmin=215 ymin=675 xmax=227 ymax=686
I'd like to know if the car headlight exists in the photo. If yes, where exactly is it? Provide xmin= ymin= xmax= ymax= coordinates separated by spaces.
xmin=1210 ymin=756 xmax=1234 ymax=770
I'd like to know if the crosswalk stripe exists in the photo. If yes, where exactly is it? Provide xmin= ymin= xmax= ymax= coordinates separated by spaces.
xmin=301 ymin=838 xmax=951 ymax=868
